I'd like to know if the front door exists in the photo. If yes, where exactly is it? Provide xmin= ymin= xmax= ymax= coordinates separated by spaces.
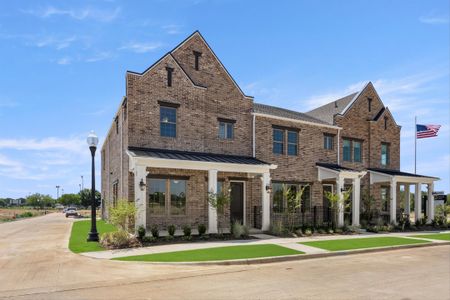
xmin=230 ymin=182 xmax=244 ymax=224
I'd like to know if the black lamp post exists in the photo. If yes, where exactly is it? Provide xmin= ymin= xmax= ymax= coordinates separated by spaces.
xmin=86 ymin=131 xmax=99 ymax=242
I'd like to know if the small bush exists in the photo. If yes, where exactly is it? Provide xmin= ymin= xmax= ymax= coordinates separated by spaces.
xmin=197 ymin=224 xmax=207 ymax=236
xmin=183 ymin=225 xmax=191 ymax=237
xmin=327 ymin=228 xmax=334 ymax=234
xmin=150 ymin=225 xmax=159 ymax=238
xmin=242 ymin=225 xmax=250 ymax=237
xmin=317 ymin=228 xmax=325 ymax=234
xmin=269 ymin=220 xmax=285 ymax=236
xmin=334 ymin=228 xmax=343 ymax=234
xmin=294 ymin=229 xmax=303 ymax=237
xmin=303 ymin=228 xmax=312 ymax=236
xmin=137 ymin=225 xmax=146 ymax=240
xmin=18 ymin=212 xmax=33 ymax=218
xmin=165 ymin=235 xmax=174 ymax=241
xmin=100 ymin=230 xmax=138 ymax=249
xmin=420 ymin=217 xmax=427 ymax=226
xmin=167 ymin=224 xmax=176 ymax=237
xmin=415 ymin=219 xmax=421 ymax=227
xmin=142 ymin=236 xmax=156 ymax=243
xmin=231 ymin=221 xmax=244 ymax=239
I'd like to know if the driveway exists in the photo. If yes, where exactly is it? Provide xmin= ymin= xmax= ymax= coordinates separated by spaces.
xmin=0 ymin=213 xmax=449 ymax=300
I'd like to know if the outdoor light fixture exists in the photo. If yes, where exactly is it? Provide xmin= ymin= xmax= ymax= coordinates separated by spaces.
xmin=139 ymin=178 xmax=146 ymax=191
xmin=86 ymin=131 xmax=99 ymax=242
xmin=265 ymin=185 xmax=272 ymax=193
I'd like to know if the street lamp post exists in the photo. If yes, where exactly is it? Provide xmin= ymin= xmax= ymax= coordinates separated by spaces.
xmin=86 ymin=131 xmax=99 ymax=242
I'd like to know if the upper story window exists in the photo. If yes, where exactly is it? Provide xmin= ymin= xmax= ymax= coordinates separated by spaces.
xmin=273 ymin=128 xmax=284 ymax=155
xmin=353 ymin=141 xmax=362 ymax=162
xmin=287 ymin=131 xmax=298 ymax=156
xmin=368 ymin=98 xmax=372 ymax=112
xmin=381 ymin=143 xmax=390 ymax=166
xmin=218 ymin=118 xmax=235 ymax=140
xmin=166 ymin=67 xmax=174 ymax=87
xmin=193 ymin=51 xmax=202 ymax=71
xmin=384 ymin=117 xmax=388 ymax=130
xmin=114 ymin=116 xmax=119 ymax=134
xmin=160 ymin=105 xmax=177 ymax=137
xmin=323 ymin=134 xmax=334 ymax=150
xmin=343 ymin=139 xmax=351 ymax=161
xmin=343 ymin=138 xmax=362 ymax=162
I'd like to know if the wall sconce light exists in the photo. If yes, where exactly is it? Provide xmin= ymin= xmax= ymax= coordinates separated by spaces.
xmin=139 ymin=179 xmax=146 ymax=191
xmin=265 ymin=185 xmax=272 ymax=193
xmin=228 ymin=187 xmax=232 ymax=193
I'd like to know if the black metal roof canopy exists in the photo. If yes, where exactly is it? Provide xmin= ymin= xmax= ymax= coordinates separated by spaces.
xmin=128 ymin=146 xmax=270 ymax=165
xmin=316 ymin=162 xmax=359 ymax=172
xmin=368 ymin=168 xmax=439 ymax=179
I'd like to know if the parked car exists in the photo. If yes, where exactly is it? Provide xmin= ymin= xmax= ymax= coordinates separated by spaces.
xmin=65 ymin=208 xmax=79 ymax=218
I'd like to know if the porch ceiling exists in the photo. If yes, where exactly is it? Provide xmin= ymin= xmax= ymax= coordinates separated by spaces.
xmin=368 ymin=168 xmax=439 ymax=184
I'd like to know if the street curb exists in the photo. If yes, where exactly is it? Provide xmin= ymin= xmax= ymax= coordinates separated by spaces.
xmin=112 ymin=241 xmax=450 ymax=266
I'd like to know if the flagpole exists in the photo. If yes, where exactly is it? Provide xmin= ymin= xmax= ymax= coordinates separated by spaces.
xmin=414 ymin=116 xmax=417 ymax=174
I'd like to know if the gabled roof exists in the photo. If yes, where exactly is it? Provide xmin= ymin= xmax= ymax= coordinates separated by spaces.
xmin=368 ymin=168 xmax=439 ymax=179
xmin=126 ymin=30 xmax=251 ymax=98
xmin=305 ymin=92 xmax=358 ymax=124
xmin=253 ymin=102 xmax=333 ymax=126
xmin=128 ymin=146 xmax=270 ymax=165
xmin=316 ymin=162 xmax=358 ymax=172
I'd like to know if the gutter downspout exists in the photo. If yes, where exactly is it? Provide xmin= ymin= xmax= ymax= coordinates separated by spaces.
xmin=337 ymin=128 xmax=341 ymax=165
xmin=252 ymin=114 xmax=256 ymax=157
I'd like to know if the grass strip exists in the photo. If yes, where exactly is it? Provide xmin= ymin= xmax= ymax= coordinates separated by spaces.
xmin=69 ymin=220 xmax=117 ymax=253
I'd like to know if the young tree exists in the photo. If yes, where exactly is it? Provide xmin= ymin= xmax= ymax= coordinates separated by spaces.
xmin=26 ymin=193 xmax=55 ymax=209
xmin=324 ymin=187 xmax=352 ymax=228
xmin=207 ymin=189 xmax=231 ymax=235
xmin=361 ymin=189 xmax=375 ymax=223
xmin=283 ymin=184 xmax=309 ymax=233
xmin=109 ymin=199 xmax=136 ymax=233
xmin=79 ymin=189 xmax=101 ymax=208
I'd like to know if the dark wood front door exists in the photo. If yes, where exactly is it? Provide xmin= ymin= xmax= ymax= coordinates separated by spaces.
xmin=230 ymin=182 xmax=244 ymax=224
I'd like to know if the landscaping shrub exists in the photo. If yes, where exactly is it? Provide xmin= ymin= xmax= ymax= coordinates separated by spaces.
xmin=231 ymin=221 xmax=244 ymax=239
xmin=269 ymin=220 xmax=285 ymax=236
xmin=109 ymin=200 xmax=136 ymax=233
xmin=18 ymin=211 xmax=33 ymax=218
xmin=150 ymin=225 xmax=159 ymax=238
xmin=415 ymin=219 xmax=421 ymax=227
xmin=183 ymin=225 xmax=191 ymax=237
xmin=327 ymin=228 xmax=334 ymax=234
xmin=100 ymin=230 xmax=139 ymax=249
xmin=303 ymin=228 xmax=312 ymax=236
xmin=167 ymin=224 xmax=176 ymax=237
xmin=242 ymin=224 xmax=250 ymax=237
xmin=142 ymin=236 xmax=156 ymax=243
xmin=197 ymin=224 xmax=207 ymax=236
xmin=137 ymin=225 xmax=146 ymax=240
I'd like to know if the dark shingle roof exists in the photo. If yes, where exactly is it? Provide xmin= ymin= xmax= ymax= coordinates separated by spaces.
xmin=253 ymin=103 xmax=331 ymax=126
xmin=316 ymin=162 xmax=358 ymax=172
xmin=368 ymin=168 xmax=439 ymax=179
xmin=128 ymin=147 xmax=270 ymax=165
xmin=305 ymin=92 xmax=358 ymax=125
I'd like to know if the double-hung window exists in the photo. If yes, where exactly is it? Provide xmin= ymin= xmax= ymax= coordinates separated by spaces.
xmin=381 ymin=186 xmax=389 ymax=212
xmin=343 ymin=139 xmax=351 ymax=161
xmin=353 ymin=141 xmax=362 ymax=162
xmin=218 ymin=120 xmax=234 ymax=139
xmin=381 ymin=143 xmax=390 ymax=166
xmin=273 ymin=129 xmax=284 ymax=155
xmin=287 ymin=131 xmax=298 ymax=156
xmin=324 ymin=134 xmax=334 ymax=150
xmin=160 ymin=106 xmax=177 ymax=137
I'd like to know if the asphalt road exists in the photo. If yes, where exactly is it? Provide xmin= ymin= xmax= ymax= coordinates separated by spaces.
xmin=0 ymin=213 xmax=449 ymax=300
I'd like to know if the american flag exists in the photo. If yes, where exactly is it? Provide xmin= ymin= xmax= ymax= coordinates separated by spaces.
xmin=416 ymin=124 xmax=441 ymax=139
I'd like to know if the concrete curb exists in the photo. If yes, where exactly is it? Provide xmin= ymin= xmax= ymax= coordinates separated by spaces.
xmin=112 ymin=241 xmax=450 ymax=266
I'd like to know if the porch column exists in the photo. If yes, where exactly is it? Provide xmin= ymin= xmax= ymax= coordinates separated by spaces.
xmin=415 ymin=183 xmax=422 ymax=221
xmin=405 ymin=184 xmax=411 ymax=216
xmin=352 ymin=177 xmax=361 ymax=226
xmin=261 ymin=172 xmax=271 ymax=231
xmin=134 ymin=165 xmax=149 ymax=231
xmin=337 ymin=176 xmax=344 ymax=227
xmin=390 ymin=178 xmax=397 ymax=224
xmin=208 ymin=169 xmax=218 ymax=234
xmin=427 ymin=182 xmax=435 ymax=223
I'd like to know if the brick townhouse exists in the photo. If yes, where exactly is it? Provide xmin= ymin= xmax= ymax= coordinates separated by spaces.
xmin=101 ymin=31 xmax=438 ymax=233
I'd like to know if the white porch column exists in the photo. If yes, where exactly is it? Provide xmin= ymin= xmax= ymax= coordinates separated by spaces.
xmin=261 ymin=172 xmax=271 ymax=231
xmin=134 ymin=165 xmax=149 ymax=231
xmin=352 ymin=177 xmax=361 ymax=226
xmin=427 ymin=182 xmax=435 ymax=223
xmin=337 ymin=176 xmax=344 ymax=227
xmin=405 ymin=184 xmax=411 ymax=216
xmin=390 ymin=178 xmax=397 ymax=224
xmin=208 ymin=169 xmax=218 ymax=234
xmin=415 ymin=183 xmax=422 ymax=221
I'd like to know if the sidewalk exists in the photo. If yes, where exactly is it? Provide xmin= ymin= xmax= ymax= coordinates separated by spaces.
xmin=81 ymin=230 xmax=450 ymax=260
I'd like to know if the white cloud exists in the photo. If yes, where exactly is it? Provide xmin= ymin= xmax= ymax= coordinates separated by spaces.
xmin=419 ymin=14 xmax=449 ymax=25
xmin=57 ymin=57 xmax=72 ymax=65
xmin=119 ymin=42 xmax=163 ymax=53
xmin=33 ymin=35 xmax=77 ymax=50
xmin=85 ymin=51 xmax=114 ymax=62
xmin=0 ymin=136 xmax=86 ymax=154
xmin=23 ymin=6 xmax=121 ymax=22
xmin=162 ymin=24 xmax=182 ymax=35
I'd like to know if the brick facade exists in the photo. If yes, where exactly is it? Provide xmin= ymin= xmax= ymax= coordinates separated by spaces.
xmin=101 ymin=31 xmax=402 ymax=230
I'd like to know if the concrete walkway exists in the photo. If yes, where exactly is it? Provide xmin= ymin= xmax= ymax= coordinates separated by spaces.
xmin=81 ymin=229 xmax=450 ymax=259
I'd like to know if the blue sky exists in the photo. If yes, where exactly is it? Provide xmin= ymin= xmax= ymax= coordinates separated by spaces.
xmin=0 ymin=0 xmax=448 ymax=198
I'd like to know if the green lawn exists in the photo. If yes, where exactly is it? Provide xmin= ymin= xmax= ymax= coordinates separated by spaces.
xmin=113 ymin=244 xmax=303 ymax=262
xmin=411 ymin=233 xmax=450 ymax=241
xmin=300 ymin=237 xmax=430 ymax=252
xmin=69 ymin=220 xmax=117 ymax=253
